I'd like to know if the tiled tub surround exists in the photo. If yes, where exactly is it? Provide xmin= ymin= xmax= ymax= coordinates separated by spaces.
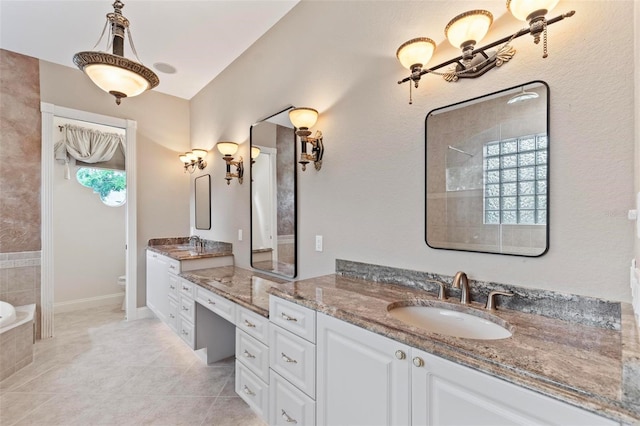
xmin=176 ymin=264 xmax=640 ymax=423
xmin=147 ymin=237 xmax=233 ymax=261
xmin=0 ymin=304 xmax=36 ymax=381
xmin=0 ymin=251 xmax=41 ymax=339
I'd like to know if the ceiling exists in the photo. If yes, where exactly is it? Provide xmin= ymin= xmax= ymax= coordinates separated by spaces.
xmin=0 ymin=0 xmax=299 ymax=100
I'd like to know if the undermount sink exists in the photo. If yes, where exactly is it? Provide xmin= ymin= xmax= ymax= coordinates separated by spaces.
xmin=388 ymin=301 xmax=512 ymax=340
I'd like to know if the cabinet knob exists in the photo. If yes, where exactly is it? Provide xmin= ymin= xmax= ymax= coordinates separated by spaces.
xmin=243 ymin=385 xmax=255 ymax=396
xmin=244 ymin=319 xmax=256 ymax=328
xmin=413 ymin=357 xmax=425 ymax=368
xmin=395 ymin=350 xmax=406 ymax=360
xmin=281 ymin=312 xmax=298 ymax=322
xmin=281 ymin=409 xmax=298 ymax=424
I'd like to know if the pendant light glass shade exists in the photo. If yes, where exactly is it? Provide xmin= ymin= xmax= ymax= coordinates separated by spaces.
xmin=73 ymin=1 xmax=159 ymax=105
xmin=289 ymin=108 xmax=319 ymax=129
xmin=396 ymin=38 xmax=436 ymax=70
xmin=507 ymin=0 xmax=560 ymax=21
xmin=445 ymin=10 xmax=493 ymax=48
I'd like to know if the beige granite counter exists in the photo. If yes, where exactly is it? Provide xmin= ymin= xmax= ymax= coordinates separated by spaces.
xmin=177 ymin=266 xmax=640 ymax=424
xmin=147 ymin=237 xmax=233 ymax=261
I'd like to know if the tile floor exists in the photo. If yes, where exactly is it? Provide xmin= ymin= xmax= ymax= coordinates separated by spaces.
xmin=0 ymin=305 xmax=265 ymax=425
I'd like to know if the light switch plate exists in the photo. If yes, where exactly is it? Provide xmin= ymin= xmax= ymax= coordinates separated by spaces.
xmin=315 ymin=235 xmax=323 ymax=252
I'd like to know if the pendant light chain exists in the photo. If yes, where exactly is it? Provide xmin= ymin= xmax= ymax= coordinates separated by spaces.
xmin=126 ymin=27 xmax=144 ymax=64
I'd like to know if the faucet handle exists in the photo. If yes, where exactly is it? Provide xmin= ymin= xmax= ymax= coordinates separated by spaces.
xmin=426 ymin=279 xmax=447 ymax=300
xmin=485 ymin=290 xmax=514 ymax=311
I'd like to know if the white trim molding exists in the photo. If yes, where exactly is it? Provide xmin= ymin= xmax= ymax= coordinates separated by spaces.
xmin=54 ymin=293 xmax=125 ymax=314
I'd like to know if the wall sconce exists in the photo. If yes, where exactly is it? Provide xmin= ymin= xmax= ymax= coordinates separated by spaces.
xmin=216 ymin=142 xmax=244 ymax=185
xmin=288 ymin=107 xmax=324 ymax=171
xmin=396 ymin=0 xmax=574 ymax=104
xmin=250 ymin=146 xmax=261 ymax=165
xmin=179 ymin=149 xmax=207 ymax=174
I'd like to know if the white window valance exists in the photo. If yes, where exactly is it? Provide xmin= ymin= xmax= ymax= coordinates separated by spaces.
xmin=55 ymin=124 xmax=125 ymax=179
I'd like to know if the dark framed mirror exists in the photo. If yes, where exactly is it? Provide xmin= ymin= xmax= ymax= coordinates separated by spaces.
xmin=195 ymin=174 xmax=211 ymax=230
xmin=426 ymin=81 xmax=549 ymax=256
xmin=250 ymin=106 xmax=297 ymax=278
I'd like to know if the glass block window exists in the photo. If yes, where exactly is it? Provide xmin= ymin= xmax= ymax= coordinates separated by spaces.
xmin=483 ymin=134 xmax=547 ymax=225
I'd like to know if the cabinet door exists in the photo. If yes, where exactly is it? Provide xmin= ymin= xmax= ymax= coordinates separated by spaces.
xmin=317 ymin=313 xmax=410 ymax=426
xmin=145 ymin=251 xmax=168 ymax=321
xmin=411 ymin=348 xmax=618 ymax=426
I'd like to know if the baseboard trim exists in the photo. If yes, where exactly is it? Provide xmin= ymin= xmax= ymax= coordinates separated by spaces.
xmin=135 ymin=306 xmax=154 ymax=320
xmin=54 ymin=293 xmax=125 ymax=314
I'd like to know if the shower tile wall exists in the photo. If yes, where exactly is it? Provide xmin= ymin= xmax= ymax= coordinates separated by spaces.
xmin=0 ymin=49 xmax=42 ymax=336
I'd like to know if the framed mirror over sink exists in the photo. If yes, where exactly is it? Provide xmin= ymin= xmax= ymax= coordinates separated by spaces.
xmin=250 ymin=106 xmax=297 ymax=278
xmin=426 ymin=81 xmax=549 ymax=256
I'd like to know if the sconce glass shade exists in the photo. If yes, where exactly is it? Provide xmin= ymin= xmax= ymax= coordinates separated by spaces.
xmin=217 ymin=142 xmax=239 ymax=156
xmin=251 ymin=146 xmax=261 ymax=159
xmin=507 ymin=0 xmax=559 ymax=21
xmin=192 ymin=149 xmax=208 ymax=159
xmin=289 ymin=108 xmax=318 ymax=130
xmin=179 ymin=154 xmax=189 ymax=164
xmin=396 ymin=38 xmax=436 ymax=70
xmin=445 ymin=10 xmax=493 ymax=48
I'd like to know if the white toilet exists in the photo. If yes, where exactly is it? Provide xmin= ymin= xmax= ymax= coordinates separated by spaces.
xmin=118 ymin=275 xmax=126 ymax=310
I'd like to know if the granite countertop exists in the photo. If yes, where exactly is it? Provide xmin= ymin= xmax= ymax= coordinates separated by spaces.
xmin=175 ymin=265 xmax=640 ymax=423
xmin=266 ymin=274 xmax=640 ymax=425
xmin=179 ymin=266 xmax=292 ymax=316
xmin=147 ymin=237 xmax=233 ymax=261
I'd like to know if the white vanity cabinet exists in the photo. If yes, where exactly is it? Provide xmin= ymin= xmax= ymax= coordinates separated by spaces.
xmin=145 ymin=251 xmax=171 ymax=322
xmin=317 ymin=312 xmax=619 ymax=426
xmin=317 ymin=312 xmax=410 ymax=426
xmin=269 ymin=296 xmax=317 ymax=426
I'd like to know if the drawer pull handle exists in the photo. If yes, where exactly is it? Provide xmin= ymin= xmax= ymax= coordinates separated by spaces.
xmin=207 ymin=298 xmax=215 ymax=305
xmin=281 ymin=410 xmax=297 ymax=424
xmin=244 ymin=319 xmax=256 ymax=328
xmin=181 ymin=330 xmax=189 ymax=336
xmin=243 ymin=350 xmax=255 ymax=359
xmin=182 ymin=286 xmax=189 ymax=291
xmin=281 ymin=352 xmax=297 ymax=364
xmin=182 ymin=306 xmax=189 ymax=311
xmin=169 ymin=265 xmax=176 ymax=270
xmin=243 ymin=385 xmax=255 ymax=396
xmin=281 ymin=312 xmax=298 ymax=322
xmin=169 ymin=314 xmax=175 ymax=319
xmin=169 ymin=285 xmax=175 ymax=290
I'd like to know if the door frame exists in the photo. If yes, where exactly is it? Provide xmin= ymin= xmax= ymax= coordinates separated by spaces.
xmin=40 ymin=102 xmax=138 ymax=338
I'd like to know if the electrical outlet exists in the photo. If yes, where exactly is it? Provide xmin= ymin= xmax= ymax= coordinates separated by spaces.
xmin=238 ymin=229 xmax=243 ymax=241
xmin=315 ymin=235 xmax=323 ymax=252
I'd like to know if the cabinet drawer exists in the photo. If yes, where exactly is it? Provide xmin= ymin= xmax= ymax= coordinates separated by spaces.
xmin=269 ymin=369 xmax=315 ymax=426
xmin=177 ymin=316 xmax=194 ymax=348
xmin=167 ymin=258 xmax=181 ymax=274
xmin=167 ymin=274 xmax=179 ymax=300
xmin=270 ymin=324 xmax=316 ymax=399
xmin=236 ymin=305 xmax=269 ymax=345
xmin=236 ymin=361 xmax=268 ymax=422
xmin=167 ymin=297 xmax=178 ymax=332
xmin=236 ymin=329 xmax=269 ymax=383
xmin=178 ymin=279 xmax=194 ymax=299
xmin=196 ymin=286 xmax=235 ymax=324
xmin=179 ymin=294 xmax=195 ymax=323
xmin=269 ymin=296 xmax=316 ymax=343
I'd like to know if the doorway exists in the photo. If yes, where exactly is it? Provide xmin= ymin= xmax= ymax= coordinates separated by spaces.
xmin=40 ymin=103 xmax=138 ymax=338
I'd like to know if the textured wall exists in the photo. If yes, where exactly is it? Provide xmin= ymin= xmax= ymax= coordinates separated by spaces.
xmin=191 ymin=0 xmax=635 ymax=302
xmin=0 ymin=49 xmax=41 ymax=252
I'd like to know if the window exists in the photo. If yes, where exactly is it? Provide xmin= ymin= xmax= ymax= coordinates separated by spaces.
xmin=76 ymin=168 xmax=126 ymax=207
xmin=483 ymin=134 xmax=547 ymax=225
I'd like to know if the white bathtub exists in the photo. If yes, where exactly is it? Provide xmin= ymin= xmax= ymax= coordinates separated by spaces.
xmin=0 ymin=302 xmax=35 ymax=334
xmin=0 ymin=300 xmax=16 ymax=328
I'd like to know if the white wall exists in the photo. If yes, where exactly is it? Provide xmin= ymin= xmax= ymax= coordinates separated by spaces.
xmin=52 ymin=117 xmax=125 ymax=305
xmin=40 ymin=60 xmax=191 ymax=307
xmin=191 ymin=0 xmax=635 ymax=302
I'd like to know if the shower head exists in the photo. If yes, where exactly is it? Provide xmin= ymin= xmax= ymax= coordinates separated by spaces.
xmin=507 ymin=87 xmax=539 ymax=104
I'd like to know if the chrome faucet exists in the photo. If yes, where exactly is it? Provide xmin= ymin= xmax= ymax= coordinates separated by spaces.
xmin=452 ymin=271 xmax=470 ymax=305
xmin=189 ymin=235 xmax=202 ymax=250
